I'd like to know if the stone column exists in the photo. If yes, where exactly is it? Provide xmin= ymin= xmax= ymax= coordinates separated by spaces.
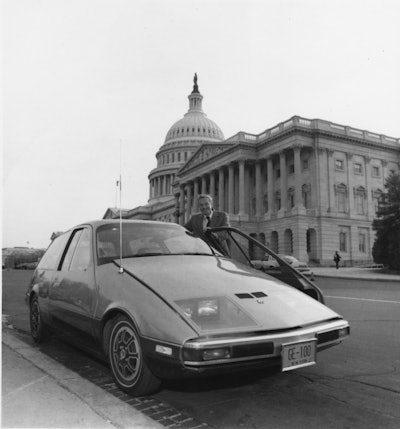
xmin=346 ymin=153 xmax=354 ymax=214
xmin=174 ymin=193 xmax=180 ymax=223
xmin=201 ymin=176 xmax=207 ymax=195
xmin=365 ymin=156 xmax=373 ymax=218
xmin=162 ymin=176 xmax=167 ymax=196
xmin=327 ymin=150 xmax=335 ymax=211
xmin=179 ymin=185 xmax=185 ymax=225
xmin=218 ymin=168 xmax=225 ymax=211
xmin=255 ymin=160 xmax=263 ymax=217
xmin=294 ymin=145 xmax=303 ymax=207
xmin=279 ymin=151 xmax=287 ymax=215
xmin=193 ymin=179 xmax=199 ymax=213
xmin=228 ymin=163 xmax=235 ymax=214
xmin=185 ymin=183 xmax=192 ymax=220
xmin=209 ymin=172 xmax=216 ymax=204
xmin=239 ymin=159 xmax=246 ymax=215
xmin=158 ymin=177 xmax=162 ymax=197
xmin=267 ymin=157 xmax=274 ymax=215
xmin=382 ymin=160 xmax=388 ymax=188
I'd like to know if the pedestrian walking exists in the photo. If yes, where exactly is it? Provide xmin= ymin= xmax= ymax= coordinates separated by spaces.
xmin=333 ymin=251 xmax=341 ymax=269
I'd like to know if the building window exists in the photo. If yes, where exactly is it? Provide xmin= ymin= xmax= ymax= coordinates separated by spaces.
xmin=303 ymin=159 xmax=309 ymax=170
xmin=335 ymin=183 xmax=348 ymax=212
xmin=288 ymin=188 xmax=295 ymax=208
xmin=289 ymin=164 xmax=294 ymax=174
xmin=178 ymin=152 xmax=181 ymax=162
xmin=184 ymin=152 xmax=188 ymax=161
xmin=172 ymin=153 xmax=175 ymax=162
xmin=275 ymin=192 xmax=281 ymax=210
xmin=359 ymin=231 xmax=366 ymax=253
xmin=263 ymin=193 xmax=268 ymax=213
xmin=276 ymin=169 xmax=281 ymax=178
xmin=335 ymin=159 xmax=344 ymax=171
xmin=372 ymin=189 xmax=383 ymax=214
xmin=354 ymin=163 xmax=363 ymax=175
xmin=354 ymin=186 xmax=366 ymax=214
xmin=302 ymin=184 xmax=311 ymax=208
xmin=372 ymin=166 xmax=380 ymax=177
xmin=339 ymin=231 xmax=347 ymax=252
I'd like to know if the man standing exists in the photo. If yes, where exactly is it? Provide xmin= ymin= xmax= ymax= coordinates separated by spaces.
xmin=184 ymin=194 xmax=230 ymax=252
xmin=333 ymin=251 xmax=341 ymax=269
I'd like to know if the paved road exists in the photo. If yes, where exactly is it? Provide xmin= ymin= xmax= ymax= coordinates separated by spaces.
xmin=2 ymin=270 xmax=400 ymax=428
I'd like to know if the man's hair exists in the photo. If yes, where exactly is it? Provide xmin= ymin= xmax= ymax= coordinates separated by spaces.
xmin=198 ymin=194 xmax=213 ymax=204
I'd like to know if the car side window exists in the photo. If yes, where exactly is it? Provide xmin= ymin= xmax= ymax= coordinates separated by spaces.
xmin=69 ymin=228 xmax=91 ymax=271
xmin=61 ymin=229 xmax=83 ymax=271
xmin=60 ymin=228 xmax=92 ymax=271
xmin=37 ymin=232 xmax=71 ymax=270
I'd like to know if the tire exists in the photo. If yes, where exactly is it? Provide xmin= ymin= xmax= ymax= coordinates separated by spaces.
xmin=30 ymin=296 xmax=49 ymax=343
xmin=105 ymin=315 xmax=161 ymax=396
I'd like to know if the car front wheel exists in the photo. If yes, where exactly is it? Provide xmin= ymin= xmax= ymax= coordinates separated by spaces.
xmin=30 ymin=296 xmax=49 ymax=343
xmin=105 ymin=315 xmax=161 ymax=396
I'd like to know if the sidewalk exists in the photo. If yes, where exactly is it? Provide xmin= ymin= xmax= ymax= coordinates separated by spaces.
xmin=1 ymin=330 xmax=162 ymax=429
xmin=312 ymin=266 xmax=400 ymax=282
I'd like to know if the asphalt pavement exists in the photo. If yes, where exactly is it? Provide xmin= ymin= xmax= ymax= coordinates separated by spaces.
xmin=2 ymin=266 xmax=399 ymax=428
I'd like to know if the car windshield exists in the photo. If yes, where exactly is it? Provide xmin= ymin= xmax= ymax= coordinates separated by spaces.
xmin=96 ymin=222 xmax=217 ymax=263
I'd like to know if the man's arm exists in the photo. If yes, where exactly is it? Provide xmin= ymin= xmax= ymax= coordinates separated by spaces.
xmin=184 ymin=217 xmax=193 ymax=232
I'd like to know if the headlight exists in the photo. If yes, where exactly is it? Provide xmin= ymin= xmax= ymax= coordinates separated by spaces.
xmin=175 ymin=296 xmax=257 ymax=330
xmin=180 ymin=298 xmax=219 ymax=320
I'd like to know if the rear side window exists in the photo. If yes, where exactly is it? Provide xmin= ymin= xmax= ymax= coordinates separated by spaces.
xmin=37 ymin=232 xmax=71 ymax=270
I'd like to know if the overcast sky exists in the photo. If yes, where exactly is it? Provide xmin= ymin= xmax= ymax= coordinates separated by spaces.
xmin=3 ymin=0 xmax=400 ymax=249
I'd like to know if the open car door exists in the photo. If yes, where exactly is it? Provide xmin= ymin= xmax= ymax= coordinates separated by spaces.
xmin=206 ymin=226 xmax=324 ymax=303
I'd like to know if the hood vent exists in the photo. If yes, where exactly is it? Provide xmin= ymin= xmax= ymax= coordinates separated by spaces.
xmin=235 ymin=292 xmax=268 ymax=299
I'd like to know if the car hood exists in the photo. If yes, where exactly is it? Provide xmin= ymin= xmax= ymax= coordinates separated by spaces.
xmin=120 ymin=255 xmax=340 ymax=332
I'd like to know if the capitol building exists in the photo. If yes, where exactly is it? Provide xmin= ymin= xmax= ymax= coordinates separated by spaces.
xmin=105 ymin=75 xmax=400 ymax=266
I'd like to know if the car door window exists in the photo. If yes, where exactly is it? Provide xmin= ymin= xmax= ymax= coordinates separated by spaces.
xmin=69 ymin=228 xmax=91 ymax=271
xmin=212 ymin=227 xmax=315 ymax=294
xmin=61 ymin=229 xmax=83 ymax=271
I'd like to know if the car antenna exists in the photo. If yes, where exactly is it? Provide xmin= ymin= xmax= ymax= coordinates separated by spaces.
xmin=118 ymin=140 xmax=124 ymax=274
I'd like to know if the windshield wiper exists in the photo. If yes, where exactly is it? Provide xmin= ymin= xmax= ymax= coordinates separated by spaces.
xmin=171 ymin=252 xmax=214 ymax=256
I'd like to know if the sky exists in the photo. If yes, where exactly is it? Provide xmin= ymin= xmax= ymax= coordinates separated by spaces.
xmin=3 ymin=0 xmax=400 ymax=249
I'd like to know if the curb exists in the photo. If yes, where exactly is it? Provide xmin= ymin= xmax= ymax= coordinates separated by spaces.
xmin=313 ymin=274 xmax=400 ymax=283
xmin=2 ymin=329 xmax=163 ymax=429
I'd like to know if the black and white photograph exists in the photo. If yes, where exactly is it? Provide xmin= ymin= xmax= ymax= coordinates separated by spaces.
xmin=2 ymin=0 xmax=400 ymax=428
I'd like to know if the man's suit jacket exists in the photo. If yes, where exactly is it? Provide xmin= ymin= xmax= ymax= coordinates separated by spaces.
xmin=184 ymin=211 xmax=229 ymax=241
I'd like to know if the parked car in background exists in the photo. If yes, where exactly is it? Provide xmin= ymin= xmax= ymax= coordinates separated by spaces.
xmin=26 ymin=220 xmax=349 ymax=396
xmin=278 ymin=255 xmax=315 ymax=281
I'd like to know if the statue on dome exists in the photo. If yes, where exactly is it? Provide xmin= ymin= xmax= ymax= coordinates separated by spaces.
xmin=192 ymin=73 xmax=199 ymax=93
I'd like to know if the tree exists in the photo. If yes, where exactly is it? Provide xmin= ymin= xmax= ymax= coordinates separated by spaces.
xmin=372 ymin=172 xmax=400 ymax=270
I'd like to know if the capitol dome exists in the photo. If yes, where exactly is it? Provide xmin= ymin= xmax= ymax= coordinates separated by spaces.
xmin=163 ymin=74 xmax=224 ymax=144
xmin=148 ymin=74 xmax=224 ymax=206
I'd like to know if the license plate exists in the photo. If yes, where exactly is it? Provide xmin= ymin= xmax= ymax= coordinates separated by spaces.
xmin=281 ymin=339 xmax=317 ymax=371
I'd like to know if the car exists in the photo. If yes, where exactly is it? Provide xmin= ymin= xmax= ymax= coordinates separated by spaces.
xmin=26 ymin=220 xmax=349 ymax=396
xmin=277 ymin=255 xmax=315 ymax=281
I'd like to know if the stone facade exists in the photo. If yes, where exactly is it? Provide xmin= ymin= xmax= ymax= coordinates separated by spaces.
xmin=122 ymin=80 xmax=400 ymax=266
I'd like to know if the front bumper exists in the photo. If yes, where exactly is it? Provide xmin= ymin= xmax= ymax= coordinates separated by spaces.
xmin=145 ymin=319 xmax=349 ymax=379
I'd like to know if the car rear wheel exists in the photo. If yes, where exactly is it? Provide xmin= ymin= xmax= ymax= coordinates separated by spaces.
xmin=105 ymin=315 xmax=161 ymax=396
xmin=30 ymin=296 xmax=49 ymax=343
